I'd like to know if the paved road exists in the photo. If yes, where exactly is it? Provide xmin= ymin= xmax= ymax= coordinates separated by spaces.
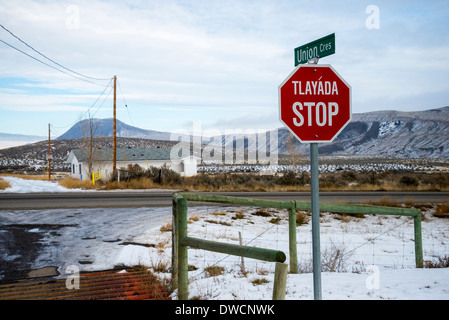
xmin=1 ymin=191 xmax=448 ymax=210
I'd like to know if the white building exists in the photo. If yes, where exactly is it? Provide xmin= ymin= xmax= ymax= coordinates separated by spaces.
xmin=66 ymin=147 xmax=198 ymax=180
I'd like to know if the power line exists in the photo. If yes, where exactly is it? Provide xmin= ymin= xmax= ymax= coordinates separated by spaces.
xmin=0 ymin=38 xmax=111 ymax=88
xmin=0 ymin=24 xmax=120 ymax=138
xmin=50 ymin=78 xmax=114 ymax=134
xmin=0 ymin=23 xmax=111 ymax=82
xmin=90 ymin=81 xmax=114 ymax=117
xmin=117 ymin=78 xmax=134 ymax=126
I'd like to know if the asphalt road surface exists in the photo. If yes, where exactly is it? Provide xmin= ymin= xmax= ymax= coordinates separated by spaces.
xmin=0 ymin=191 xmax=448 ymax=210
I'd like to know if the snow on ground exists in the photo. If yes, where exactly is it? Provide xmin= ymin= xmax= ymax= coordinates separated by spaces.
xmin=144 ymin=206 xmax=449 ymax=300
xmin=0 ymin=176 xmax=177 ymax=193
xmin=0 ymin=176 xmax=84 ymax=193
xmin=0 ymin=177 xmax=448 ymax=300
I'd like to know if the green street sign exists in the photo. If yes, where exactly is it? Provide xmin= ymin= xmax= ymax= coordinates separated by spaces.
xmin=294 ymin=33 xmax=335 ymax=66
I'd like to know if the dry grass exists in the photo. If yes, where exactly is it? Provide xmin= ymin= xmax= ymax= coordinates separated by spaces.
xmin=103 ymin=178 xmax=158 ymax=190
xmin=252 ymin=209 xmax=272 ymax=217
xmin=204 ymin=266 xmax=224 ymax=277
xmin=58 ymin=176 xmax=159 ymax=190
xmin=251 ymin=278 xmax=269 ymax=285
xmin=296 ymin=211 xmax=310 ymax=226
xmin=434 ymin=204 xmax=449 ymax=218
xmin=204 ymin=219 xmax=232 ymax=226
xmin=58 ymin=177 xmax=96 ymax=189
xmin=159 ymin=222 xmax=172 ymax=232
xmin=45 ymin=169 xmax=449 ymax=192
xmin=362 ymin=196 xmax=403 ymax=207
xmin=424 ymin=255 xmax=449 ymax=268
xmin=150 ymin=257 xmax=171 ymax=273
xmin=210 ymin=211 xmax=226 ymax=216
xmin=232 ymin=212 xmax=245 ymax=220
xmin=129 ymin=264 xmax=173 ymax=298
xmin=0 ymin=178 xmax=11 ymax=190
xmin=188 ymin=215 xmax=200 ymax=223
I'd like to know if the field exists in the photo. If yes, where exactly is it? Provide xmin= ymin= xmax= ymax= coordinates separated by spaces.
xmin=123 ymin=203 xmax=449 ymax=300
xmin=57 ymin=162 xmax=449 ymax=192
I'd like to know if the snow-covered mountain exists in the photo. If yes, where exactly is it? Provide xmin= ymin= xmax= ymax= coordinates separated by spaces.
xmin=277 ymin=106 xmax=449 ymax=159
xmin=57 ymin=118 xmax=171 ymax=141
xmin=0 ymin=107 xmax=447 ymax=173
xmin=55 ymin=106 xmax=449 ymax=159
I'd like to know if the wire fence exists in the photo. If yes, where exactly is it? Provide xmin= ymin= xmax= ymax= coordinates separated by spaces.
xmin=183 ymin=205 xmax=446 ymax=281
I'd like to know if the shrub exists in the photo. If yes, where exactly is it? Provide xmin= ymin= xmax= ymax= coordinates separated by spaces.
xmin=296 ymin=211 xmax=310 ymax=226
xmin=278 ymin=171 xmax=299 ymax=186
xmin=434 ymin=204 xmax=449 ymax=218
xmin=251 ymin=278 xmax=269 ymax=285
xmin=424 ymin=255 xmax=449 ymax=268
xmin=252 ymin=209 xmax=272 ymax=217
xmin=422 ymin=173 xmax=449 ymax=189
xmin=269 ymin=217 xmax=281 ymax=224
xmin=320 ymin=174 xmax=347 ymax=189
xmin=399 ymin=175 xmax=419 ymax=187
xmin=341 ymin=171 xmax=357 ymax=182
xmin=160 ymin=222 xmax=172 ymax=232
xmin=148 ymin=164 xmax=181 ymax=185
xmin=205 ymin=266 xmax=224 ymax=277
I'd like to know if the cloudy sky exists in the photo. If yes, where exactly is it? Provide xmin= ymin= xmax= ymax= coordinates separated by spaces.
xmin=0 ymin=0 xmax=448 ymax=138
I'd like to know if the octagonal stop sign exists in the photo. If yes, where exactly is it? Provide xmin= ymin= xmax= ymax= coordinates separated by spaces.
xmin=279 ymin=64 xmax=351 ymax=143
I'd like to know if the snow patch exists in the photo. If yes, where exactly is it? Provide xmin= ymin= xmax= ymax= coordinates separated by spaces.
xmin=0 ymin=176 xmax=85 ymax=193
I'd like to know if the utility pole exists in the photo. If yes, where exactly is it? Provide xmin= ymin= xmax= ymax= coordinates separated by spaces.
xmin=113 ymin=75 xmax=117 ymax=174
xmin=48 ymin=123 xmax=51 ymax=180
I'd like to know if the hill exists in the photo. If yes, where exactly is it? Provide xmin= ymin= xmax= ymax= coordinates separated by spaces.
xmin=54 ymin=106 xmax=449 ymax=159
xmin=277 ymin=106 xmax=449 ymax=159
xmin=0 ymin=137 xmax=177 ymax=173
xmin=56 ymin=118 xmax=171 ymax=141
xmin=1 ymin=106 xmax=448 ymax=173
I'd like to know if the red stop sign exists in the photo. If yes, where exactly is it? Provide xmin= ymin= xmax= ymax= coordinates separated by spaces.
xmin=279 ymin=64 xmax=351 ymax=143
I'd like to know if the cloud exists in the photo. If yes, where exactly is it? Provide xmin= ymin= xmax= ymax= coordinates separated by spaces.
xmin=0 ymin=92 xmax=95 ymax=112
xmin=0 ymin=0 xmax=448 ymax=135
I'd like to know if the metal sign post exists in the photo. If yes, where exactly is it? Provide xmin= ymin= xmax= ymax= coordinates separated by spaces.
xmin=310 ymin=142 xmax=322 ymax=300
xmin=279 ymin=34 xmax=351 ymax=300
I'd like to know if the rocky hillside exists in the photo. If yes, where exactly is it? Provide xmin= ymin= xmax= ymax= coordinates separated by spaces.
xmin=277 ymin=106 xmax=449 ymax=159
xmin=57 ymin=118 xmax=172 ymax=141
xmin=0 ymin=137 xmax=177 ymax=173
xmin=50 ymin=106 xmax=449 ymax=160
xmin=1 ymin=106 xmax=448 ymax=173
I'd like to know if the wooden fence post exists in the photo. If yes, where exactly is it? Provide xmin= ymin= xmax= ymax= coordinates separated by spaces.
xmin=414 ymin=213 xmax=423 ymax=268
xmin=272 ymin=262 xmax=288 ymax=300
xmin=288 ymin=206 xmax=298 ymax=273
xmin=177 ymin=196 xmax=188 ymax=300
xmin=171 ymin=199 xmax=178 ymax=290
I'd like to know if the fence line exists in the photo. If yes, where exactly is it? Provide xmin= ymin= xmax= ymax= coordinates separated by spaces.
xmin=188 ymin=209 xmax=417 ymax=273
xmin=172 ymin=192 xmax=423 ymax=300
